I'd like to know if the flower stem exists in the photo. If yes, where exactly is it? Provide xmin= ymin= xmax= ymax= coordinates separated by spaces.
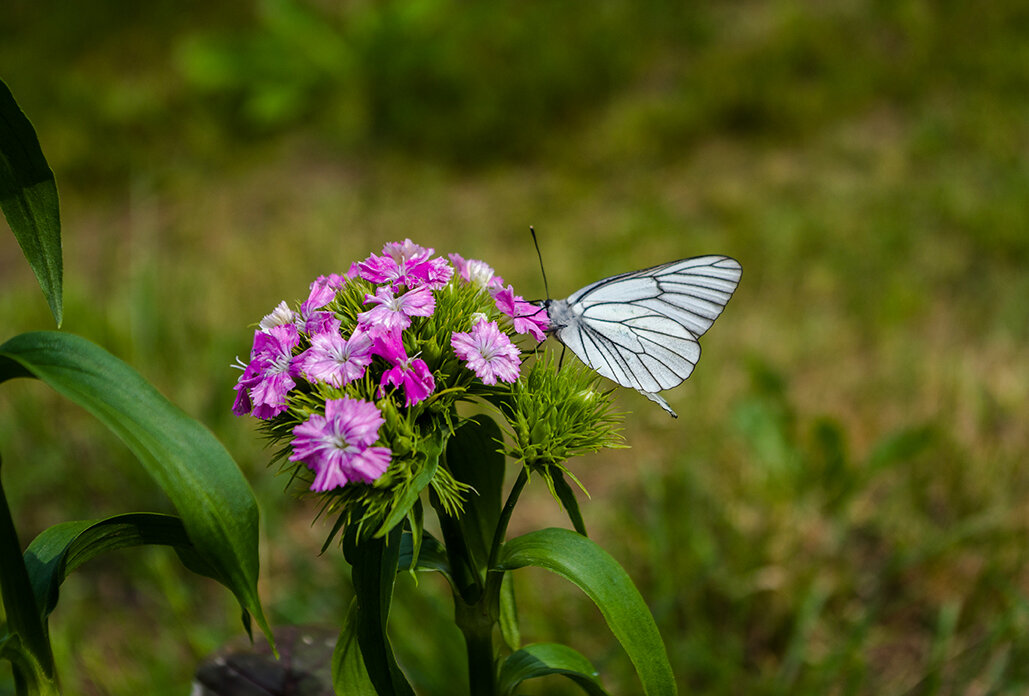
xmin=487 ymin=467 xmax=529 ymax=570
xmin=455 ymin=592 xmax=498 ymax=696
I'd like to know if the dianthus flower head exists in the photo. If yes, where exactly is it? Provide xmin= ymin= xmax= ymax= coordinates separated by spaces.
xmin=289 ymin=397 xmax=392 ymax=491
xmin=451 ymin=319 xmax=522 ymax=385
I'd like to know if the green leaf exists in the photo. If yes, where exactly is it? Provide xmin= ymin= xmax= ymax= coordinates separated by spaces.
xmin=331 ymin=599 xmax=378 ymax=696
xmin=0 ymin=456 xmax=57 ymax=690
xmin=23 ymin=513 xmax=211 ymax=621
xmin=0 ymin=331 xmax=271 ymax=643
xmin=496 ymin=528 xmax=677 ymax=696
xmin=398 ymin=530 xmax=452 ymax=586
xmin=498 ymin=643 xmax=609 ymax=696
xmin=343 ymin=526 xmax=414 ymax=696
xmin=443 ymin=415 xmax=506 ymax=573
xmin=0 ymin=79 xmax=62 ymax=327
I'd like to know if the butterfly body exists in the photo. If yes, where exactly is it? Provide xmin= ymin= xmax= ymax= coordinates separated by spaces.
xmin=539 ymin=255 xmax=742 ymax=417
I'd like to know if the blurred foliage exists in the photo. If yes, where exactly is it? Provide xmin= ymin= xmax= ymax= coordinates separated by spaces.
xmin=2 ymin=0 xmax=1029 ymax=693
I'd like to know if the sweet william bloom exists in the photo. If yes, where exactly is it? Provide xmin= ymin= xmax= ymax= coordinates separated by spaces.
xmin=233 ymin=324 xmax=300 ymax=419
xmin=356 ymin=239 xmax=453 ymax=289
xmin=259 ymin=300 xmax=297 ymax=332
xmin=297 ymin=327 xmax=373 ymax=387
xmin=449 ymin=253 xmax=504 ymax=289
xmin=289 ymin=397 xmax=392 ymax=491
xmin=451 ymin=320 xmax=521 ymax=385
xmin=492 ymin=286 xmax=549 ymax=342
xmin=358 ymin=285 xmax=435 ymax=331
xmin=372 ymin=329 xmax=436 ymax=406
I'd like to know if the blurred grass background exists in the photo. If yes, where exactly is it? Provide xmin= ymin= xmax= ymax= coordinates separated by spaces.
xmin=2 ymin=0 xmax=1028 ymax=693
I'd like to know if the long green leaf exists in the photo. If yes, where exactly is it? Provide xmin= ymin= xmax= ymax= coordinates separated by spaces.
xmin=496 ymin=527 xmax=677 ymax=696
xmin=331 ymin=599 xmax=378 ymax=696
xmin=498 ymin=643 xmax=609 ymax=696
xmin=0 ymin=79 xmax=62 ymax=327
xmin=343 ymin=526 xmax=414 ymax=696
xmin=0 ymin=455 xmax=57 ymax=692
xmin=23 ymin=513 xmax=211 ymax=621
xmin=444 ymin=415 xmax=506 ymax=574
xmin=0 ymin=331 xmax=270 ymax=642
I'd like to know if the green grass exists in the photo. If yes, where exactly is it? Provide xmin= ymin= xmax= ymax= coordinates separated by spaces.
xmin=2 ymin=0 xmax=1029 ymax=694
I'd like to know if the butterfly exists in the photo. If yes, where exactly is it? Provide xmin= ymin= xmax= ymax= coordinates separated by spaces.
xmin=536 ymin=255 xmax=742 ymax=418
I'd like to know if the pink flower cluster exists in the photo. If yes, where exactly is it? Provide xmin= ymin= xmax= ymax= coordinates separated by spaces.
xmin=232 ymin=240 xmax=551 ymax=492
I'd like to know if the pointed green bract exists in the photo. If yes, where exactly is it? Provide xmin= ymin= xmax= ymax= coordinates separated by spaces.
xmin=496 ymin=527 xmax=677 ymax=696
xmin=0 ymin=79 xmax=63 ymax=327
xmin=0 ymin=331 xmax=270 ymax=643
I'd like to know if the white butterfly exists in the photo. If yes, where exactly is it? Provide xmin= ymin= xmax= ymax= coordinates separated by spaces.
xmin=538 ymin=255 xmax=742 ymax=418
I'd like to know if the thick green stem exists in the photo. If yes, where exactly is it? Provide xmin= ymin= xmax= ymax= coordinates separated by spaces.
xmin=454 ymin=467 xmax=530 ymax=695
xmin=455 ymin=593 xmax=498 ymax=696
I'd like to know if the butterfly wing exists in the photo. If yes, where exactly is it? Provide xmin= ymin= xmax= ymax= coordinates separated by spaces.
xmin=550 ymin=255 xmax=742 ymax=416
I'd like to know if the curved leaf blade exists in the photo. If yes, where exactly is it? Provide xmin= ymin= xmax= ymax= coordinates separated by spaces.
xmin=496 ymin=527 xmax=677 ymax=696
xmin=0 ymin=331 xmax=270 ymax=642
xmin=332 ymin=600 xmax=378 ymax=696
xmin=23 ymin=512 xmax=209 ymax=621
xmin=0 ymin=79 xmax=62 ymax=327
xmin=498 ymin=643 xmax=609 ymax=696
xmin=343 ymin=525 xmax=414 ymax=696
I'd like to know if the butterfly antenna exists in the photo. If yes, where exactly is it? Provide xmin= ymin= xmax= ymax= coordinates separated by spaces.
xmin=530 ymin=226 xmax=551 ymax=300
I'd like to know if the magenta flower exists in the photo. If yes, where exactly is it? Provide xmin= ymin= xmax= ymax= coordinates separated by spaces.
xmin=492 ymin=285 xmax=549 ymax=342
xmin=233 ymin=324 xmax=300 ymax=419
xmin=297 ymin=328 xmax=373 ymax=387
xmin=302 ymin=274 xmax=346 ymax=315
xmin=289 ymin=397 xmax=392 ymax=491
xmin=381 ymin=357 xmax=436 ymax=406
xmin=451 ymin=320 xmax=522 ymax=385
xmin=371 ymin=328 xmax=436 ymax=406
xmin=358 ymin=285 xmax=436 ymax=331
xmin=356 ymin=239 xmax=453 ymax=289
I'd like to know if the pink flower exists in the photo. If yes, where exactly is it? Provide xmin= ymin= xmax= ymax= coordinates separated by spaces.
xmin=302 ymin=274 xmax=346 ymax=316
xmin=355 ymin=239 xmax=453 ymax=289
xmin=289 ymin=397 xmax=392 ymax=490
xmin=259 ymin=301 xmax=297 ymax=332
xmin=381 ymin=358 xmax=436 ymax=407
xmin=233 ymin=324 xmax=300 ymax=419
xmin=300 ymin=274 xmax=346 ymax=333
xmin=371 ymin=329 xmax=436 ymax=406
xmin=451 ymin=320 xmax=522 ymax=385
xmin=491 ymin=285 xmax=549 ymax=342
xmin=449 ymin=253 xmax=504 ymax=289
xmin=358 ymin=285 xmax=435 ymax=331
xmin=297 ymin=328 xmax=373 ymax=387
